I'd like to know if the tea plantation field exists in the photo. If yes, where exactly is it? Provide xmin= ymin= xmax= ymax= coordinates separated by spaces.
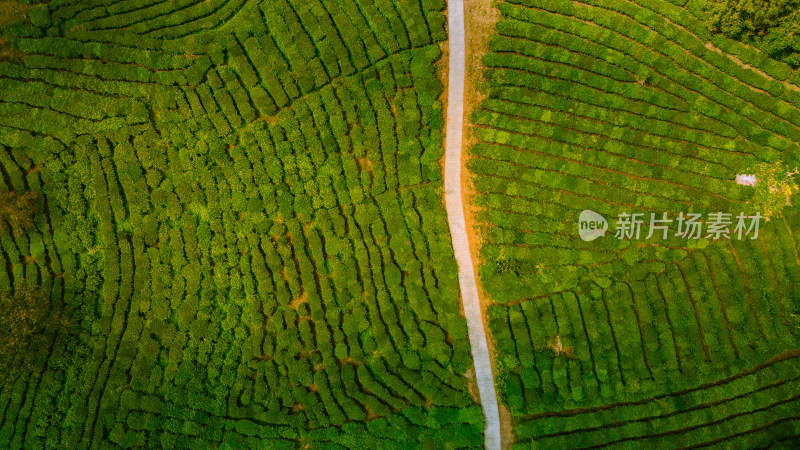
xmin=469 ymin=0 xmax=800 ymax=447
xmin=0 ymin=0 xmax=486 ymax=448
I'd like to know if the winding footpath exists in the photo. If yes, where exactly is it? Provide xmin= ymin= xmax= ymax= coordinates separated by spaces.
xmin=444 ymin=1 xmax=502 ymax=449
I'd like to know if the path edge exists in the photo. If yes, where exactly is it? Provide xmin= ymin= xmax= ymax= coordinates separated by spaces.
xmin=443 ymin=1 xmax=502 ymax=449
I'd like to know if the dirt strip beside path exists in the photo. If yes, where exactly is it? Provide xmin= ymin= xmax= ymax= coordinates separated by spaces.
xmin=444 ymin=1 xmax=502 ymax=448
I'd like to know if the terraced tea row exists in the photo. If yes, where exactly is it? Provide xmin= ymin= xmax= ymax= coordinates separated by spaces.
xmin=515 ymin=352 xmax=800 ymax=448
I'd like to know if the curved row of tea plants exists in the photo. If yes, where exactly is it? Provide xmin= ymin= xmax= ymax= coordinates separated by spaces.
xmin=0 ymin=0 xmax=485 ymax=448
xmin=514 ymin=351 xmax=800 ymax=447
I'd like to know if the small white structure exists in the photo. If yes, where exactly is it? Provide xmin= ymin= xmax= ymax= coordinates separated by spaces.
xmin=736 ymin=174 xmax=757 ymax=186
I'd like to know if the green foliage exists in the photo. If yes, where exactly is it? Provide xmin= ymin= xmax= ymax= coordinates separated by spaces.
xmin=698 ymin=0 xmax=800 ymax=66
xmin=0 ymin=1 xmax=32 ymax=28
xmin=495 ymin=248 xmax=519 ymax=274
xmin=0 ymin=286 xmax=65 ymax=377
xmin=745 ymin=159 xmax=799 ymax=218
xmin=28 ymin=4 xmax=48 ymax=28
xmin=0 ymin=189 xmax=37 ymax=236
xmin=0 ymin=0 xmax=479 ymax=447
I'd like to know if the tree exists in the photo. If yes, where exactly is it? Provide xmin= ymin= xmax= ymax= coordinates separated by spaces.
xmin=0 ymin=286 xmax=65 ymax=377
xmin=0 ymin=190 xmax=38 ymax=236
xmin=700 ymin=0 xmax=800 ymax=66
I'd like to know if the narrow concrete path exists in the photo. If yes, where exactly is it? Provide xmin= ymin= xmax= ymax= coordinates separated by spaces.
xmin=444 ymin=1 xmax=502 ymax=448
